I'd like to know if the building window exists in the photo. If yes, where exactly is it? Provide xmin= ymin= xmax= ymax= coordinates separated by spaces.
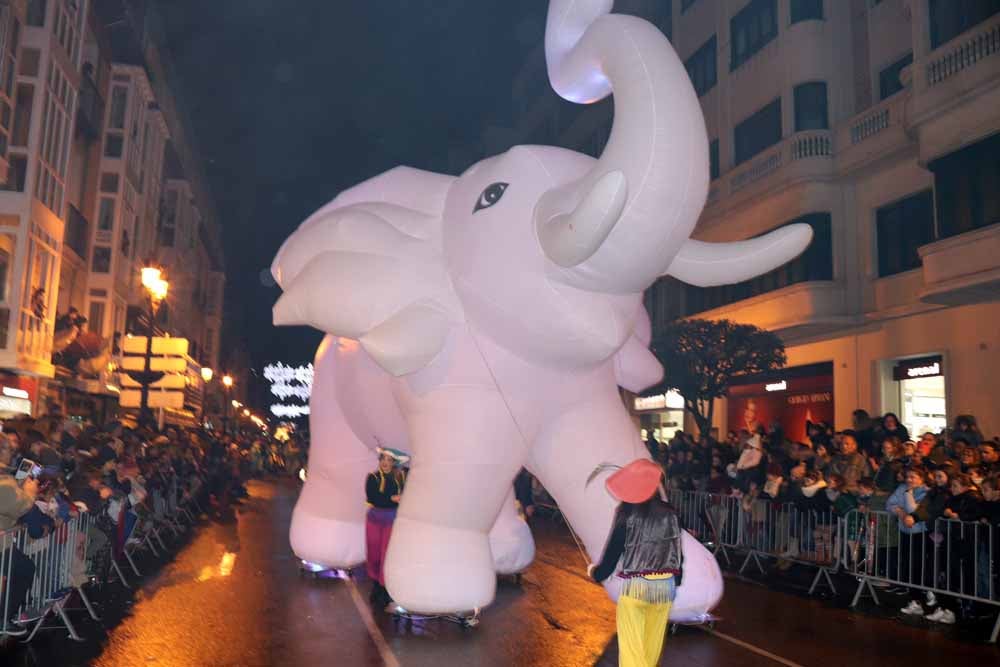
xmin=685 ymin=36 xmax=717 ymax=97
xmin=790 ymin=0 xmax=824 ymax=24
xmin=731 ymin=0 xmax=778 ymax=71
xmin=648 ymin=0 xmax=673 ymax=41
xmin=91 ymin=246 xmax=111 ymax=273
xmin=18 ymin=48 xmax=40 ymax=77
xmin=88 ymin=300 xmax=105 ymax=337
xmin=876 ymin=190 xmax=935 ymax=277
xmin=109 ymin=86 xmax=127 ymax=129
xmin=709 ymin=139 xmax=720 ymax=180
xmin=929 ymin=0 xmax=1000 ymax=49
xmin=98 ymin=197 xmax=115 ymax=231
xmin=26 ymin=0 xmax=46 ymax=28
xmin=879 ymin=53 xmax=913 ymax=100
xmin=104 ymin=133 xmax=123 ymax=158
xmin=930 ymin=132 xmax=1000 ymax=240
xmin=100 ymin=172 xmax=119 ymax=193
xmin=159 ymin=189 xmax=178 ymax=246
xmin=653 ymin=213 xmax=833 ymax=318
xmin=794 ymin=82 xmax=828 ymax=131
xmin=11 ymin=83 xmax=33 ymax=147
xmin=734 ymin=98 xmax=781 ymax=165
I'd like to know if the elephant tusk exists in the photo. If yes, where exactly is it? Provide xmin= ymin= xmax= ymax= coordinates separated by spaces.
xmin=536 ymin=170 xmax=627 ymax=268
xmin=664 ymin=224 xmax=814 ymax=287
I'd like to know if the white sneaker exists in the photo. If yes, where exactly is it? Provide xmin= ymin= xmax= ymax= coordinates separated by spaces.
xmin=926 ymin=608 xmax=956 ymax=624
xmin=901 ymin=600 xmax=924 ymax=616
xmin=925 ymin=591 xmax=937 ymax=607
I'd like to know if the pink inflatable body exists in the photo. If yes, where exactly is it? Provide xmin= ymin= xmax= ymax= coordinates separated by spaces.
xmin=273 ymin=0 xmax=811 ymax=619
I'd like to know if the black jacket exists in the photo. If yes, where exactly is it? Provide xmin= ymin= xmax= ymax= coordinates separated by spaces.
xmin=592 ymin=499 xmax=684 ymax=585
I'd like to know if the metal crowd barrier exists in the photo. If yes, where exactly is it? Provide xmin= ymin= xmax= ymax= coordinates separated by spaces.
xmin=665 ymin=489 xmax=1000 ymax=643
xmin=1 ymin=512 xmax=99 ymax=642
xmin=668 ymin=489 xmax=842 ymax=594
xmin=841 ymin=509 xmax=999 ymax=643
xmin=0 ymin=477 xmax=209 ymax=644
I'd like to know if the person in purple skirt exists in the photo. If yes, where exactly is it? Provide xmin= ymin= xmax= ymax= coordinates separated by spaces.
xmin=365 ymin=446 xmax=408 ymax=609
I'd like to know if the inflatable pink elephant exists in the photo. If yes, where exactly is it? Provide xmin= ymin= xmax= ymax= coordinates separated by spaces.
xmin=272 ymin=0 xmax=811 ymax=616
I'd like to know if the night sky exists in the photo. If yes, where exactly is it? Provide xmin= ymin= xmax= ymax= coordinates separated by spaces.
xmin=155 ymin=1 xmax=548 ymax=377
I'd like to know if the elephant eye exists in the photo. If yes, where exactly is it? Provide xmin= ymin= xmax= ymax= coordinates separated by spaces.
xmin=473 ymin=182 xmax=509 ymax=213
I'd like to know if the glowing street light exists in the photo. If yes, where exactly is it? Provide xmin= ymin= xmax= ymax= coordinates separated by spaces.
xmin=222 ymin=374 xmax=234 ymax=388
xmin=201 ymin=367 xmax=214 ymax=382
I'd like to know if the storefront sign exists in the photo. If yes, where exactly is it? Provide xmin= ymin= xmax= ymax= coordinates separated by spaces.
xmin=633 ymin=390 xmax=684 ymax=412
xmin=2 ymin=386 xmax=29 ymax=399
xmin=727 ymin=364 xmax=834 ymax=443
xmin=0 ymin=395 xmax=32 ymax=415
xmin=892 ymin=356 xmax=943 ymax=381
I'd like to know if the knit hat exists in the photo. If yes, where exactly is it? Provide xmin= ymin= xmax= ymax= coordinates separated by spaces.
xmin=376 ymin=446 xmax=410 ymax=464
xmin=594 ymin=459 xmax=664 ymax=504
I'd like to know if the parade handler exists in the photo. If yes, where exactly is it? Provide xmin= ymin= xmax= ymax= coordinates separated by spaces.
xmin=588 ymin=459 xmax=682 ymax=667
xmin=365 ymin=447 xmax=408 ymax=609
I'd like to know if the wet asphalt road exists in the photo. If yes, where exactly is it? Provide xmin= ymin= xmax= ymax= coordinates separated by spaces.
xmin=4 ymin=478 xmax=1000 ymax=666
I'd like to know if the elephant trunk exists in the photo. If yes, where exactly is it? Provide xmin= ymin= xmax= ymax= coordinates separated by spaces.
xmin=537 ymin=0 xmax=709 ymax=294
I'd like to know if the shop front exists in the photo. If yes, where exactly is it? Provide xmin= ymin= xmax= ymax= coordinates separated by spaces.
xmin=0 ymin=372 xmax=38 ymax=417
xmin=632 ymin=389 xmax=686 ymax=442
xmin=726 ymin=362 xmax=834 ymax=444
xmin=888 ymin=355 xmax=946 ymax=438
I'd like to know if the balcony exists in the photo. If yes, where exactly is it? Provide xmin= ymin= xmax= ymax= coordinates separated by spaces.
xmin=76 ymin=73 xmax=105 ymax=140
xmin=688 ymin=281 xmax=850 ymax=341
xmin=908 ymin=12 xmax=1000 ymax=162
xmin=836 ymin=91 xmax=914 ymax=174
xmin=917 ymin=222 xmax=1000 ymax=305
xmin=65 ymin=205 xmax=89 ymax=260
xmin=705 ymin=130 xmax=834 ymax=216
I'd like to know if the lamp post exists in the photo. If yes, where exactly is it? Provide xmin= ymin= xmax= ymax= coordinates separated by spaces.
xmin=133 ymin=261 xmax=169 ymax=428
xmin=222 ymin=374 xmax=233 ymax=434
xmin=200 ymin=367 xmax=213 ymax=424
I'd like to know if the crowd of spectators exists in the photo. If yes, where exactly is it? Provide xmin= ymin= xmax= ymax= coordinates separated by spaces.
xmin=0 ymin=412 xmax=304 ymax=636
xmin=647 ymin=411 xmax=1000 ymax=627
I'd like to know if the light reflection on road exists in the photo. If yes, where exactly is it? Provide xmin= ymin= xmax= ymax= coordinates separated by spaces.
xmin=197 ymin=551 xmax=237 ymax=582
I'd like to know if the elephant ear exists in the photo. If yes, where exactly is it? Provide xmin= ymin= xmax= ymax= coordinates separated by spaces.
xmin=359 ymin=302 xmax=452 ymax=377
xmin=272 ymin=164 xmax=462 ymax=378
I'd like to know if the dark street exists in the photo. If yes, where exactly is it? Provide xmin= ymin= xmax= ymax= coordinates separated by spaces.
xmin=1 ymin=478 xmax=996 ymax=666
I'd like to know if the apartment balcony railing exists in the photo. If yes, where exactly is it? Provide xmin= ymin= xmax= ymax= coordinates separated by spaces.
xmin=836 ymin=92 xmax=913 ymax=173
xmin=918 ymin=222 xmax=1000 ymax=306
xmin=686 ymin=281 xmax=850 ymax=341
xmin=713 ymin=130 xmax=834 ymax=205
xmin=926 ymin=19 xmax=1000 ymax=87
xmin=65 ymin=205 xmax=89 ymax=260
xmin=908 ymin=12 xmax=1000 ymax=162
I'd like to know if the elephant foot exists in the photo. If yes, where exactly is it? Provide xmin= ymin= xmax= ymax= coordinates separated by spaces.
xmin=289 ymin=502 xmax=366 ymax=569
xmin=489 ymin=514 xmax=535 ymax=575
xmin=384 ymin=517 xmax=495 ymax=614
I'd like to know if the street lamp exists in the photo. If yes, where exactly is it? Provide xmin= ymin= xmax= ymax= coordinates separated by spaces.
xmin=222 ymin=374 xmax=234 ymax=434
xmin=200 ymin=367 xmax=213 ymax=423
xmin=134 ymin=260 xmax=169 ymax=428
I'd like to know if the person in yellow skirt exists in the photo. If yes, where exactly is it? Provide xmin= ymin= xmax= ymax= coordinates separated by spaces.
xmin=588 ymin=459 xmax=683 ymax=666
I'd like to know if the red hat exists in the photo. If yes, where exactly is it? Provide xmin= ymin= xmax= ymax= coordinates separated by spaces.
xmin=605 ymin=459 xmax=663 ymax=504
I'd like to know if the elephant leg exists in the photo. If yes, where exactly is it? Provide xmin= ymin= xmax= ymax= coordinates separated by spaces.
xmin=489 ymin=487 xmax=535 ymax=575
xmin=527 ymin=394 xmax=647 ymax=594
xmin=384 ymin=389 xmax=526 ymax=613
xmin=289 ymin=337 xmax=371 ymax=568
